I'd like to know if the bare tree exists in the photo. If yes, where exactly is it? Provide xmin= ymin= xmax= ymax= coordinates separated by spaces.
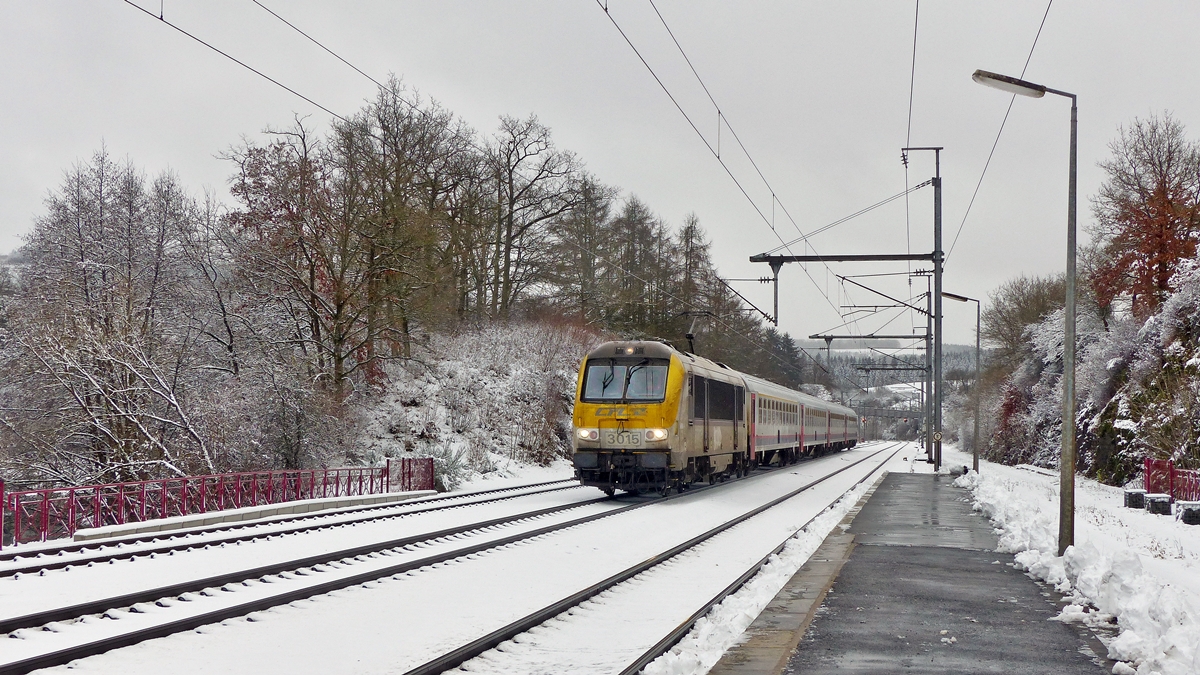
xmin=5 ymin=150 xmax=213 ymax=482
xmin=488 ymin=115 xmax=581 ymax=317
xmin=981 ymin=274 xmax=1065 ymax=373
xmin=227 ymin=121 xmax=389 ymax=398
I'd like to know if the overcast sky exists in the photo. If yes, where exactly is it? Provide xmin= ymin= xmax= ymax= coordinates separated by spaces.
xmin=3 ymin=1 xmax=1199 ymax=346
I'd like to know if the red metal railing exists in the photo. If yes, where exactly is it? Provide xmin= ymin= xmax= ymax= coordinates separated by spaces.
xmin=1 ymin=457 xmax=435 ymax=549
xmin=1144 ymin=458 xmax=1200 ymax=502
xmin=392 ymin=456 xmax=436 ymax=493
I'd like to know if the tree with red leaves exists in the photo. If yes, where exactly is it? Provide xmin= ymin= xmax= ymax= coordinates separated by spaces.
xmin=1090 ymin=113 xmax=1200 ymax=320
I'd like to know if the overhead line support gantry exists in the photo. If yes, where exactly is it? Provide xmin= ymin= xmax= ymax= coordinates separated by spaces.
xmin=751 ymin=146 xmax=944 ymax=468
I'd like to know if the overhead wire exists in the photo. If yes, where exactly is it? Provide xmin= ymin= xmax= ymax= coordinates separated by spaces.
xmin=843 ymin=270 xmax=931 ymax=280
xmin=122 ymin=1 xmax=348 ymax=124
xmin=865 ymin=345 xmax=926 ymax=370
xmin=646 ymin=0 xmax=827 ymax=253
xmin=602 ymin=0 xmax=857 ymax=331
xmin=762 ymin=181 xmax=932 ymax=255
xmin=125 ymin=0 xmax=459 ymax=163
xmin=946 ymin=0 xmax=1054 ymax=261
xmin=250 ymin=0 xmax=491 ymax=157
xmin=903 ymin=0 xmax=920 ymax=334
xmin=814 ymin=301 xmax=914 ymax=339
xmin=822 ymin=296 xmax=925 ymax=342
xmin=252 ymin=0 xmax=384 ymax=90
xmin=865 ymin=304 xmax=913 ymax=337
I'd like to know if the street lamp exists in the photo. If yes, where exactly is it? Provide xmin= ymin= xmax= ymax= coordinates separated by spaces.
xmin=943 ymin=291 xmax=981 ymax=473
xmin=972 ymin=68 xmax=1077 ymax=556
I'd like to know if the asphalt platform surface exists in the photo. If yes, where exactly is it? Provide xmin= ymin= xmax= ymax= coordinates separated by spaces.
xmin=712 ymin=472 xmax=1113 ymax=675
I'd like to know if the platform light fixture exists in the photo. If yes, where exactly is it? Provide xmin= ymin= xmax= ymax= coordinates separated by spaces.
xmin=972 ymin=68 xmax=1077 ymax=556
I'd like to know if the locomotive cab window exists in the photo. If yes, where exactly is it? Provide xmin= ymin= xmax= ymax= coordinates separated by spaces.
xmin=581 ymin=358 xmax=670 ymax=402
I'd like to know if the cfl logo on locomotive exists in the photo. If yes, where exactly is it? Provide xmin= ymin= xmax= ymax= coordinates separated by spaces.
xmin=593 ymin=406 xmax=649 ymax=417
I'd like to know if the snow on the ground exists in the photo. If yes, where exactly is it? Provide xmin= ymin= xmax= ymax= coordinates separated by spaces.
xmin=450 ymin=443 xmax=907 ymax=675
xmin=866 ymin=380 xmax=923 ymax=397
xmin=642 ymin=441 xmax=906 ymax=675
xmin=0 ymin=489 xmax=609 ymax=627
xmin=948 ymin=445 xmax=1200 ymax=675
xmin=450 ymin=456 xmax=575 ymax=493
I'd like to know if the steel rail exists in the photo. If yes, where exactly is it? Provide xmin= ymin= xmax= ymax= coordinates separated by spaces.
xmin=618 ymin=443 xmax=903 ymax=675
xmin=0 ymin=493 xmax=619 ymax=636
xmin=400 ymin=443 xmax=901 ymax=675
xmin=0 ymin=447 xmax=883 ymax=674
xmin=0 ymin=479 xmax=580 ymax=573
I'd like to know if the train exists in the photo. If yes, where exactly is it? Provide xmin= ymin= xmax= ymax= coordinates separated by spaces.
xmin=571 ymin=340 xmax=860 ymax=495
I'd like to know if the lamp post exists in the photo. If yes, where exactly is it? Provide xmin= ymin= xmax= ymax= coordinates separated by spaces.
xmin=943 ymin=291 xmax=981 ymax=473
xmin=972 ymin=69 xmax=1077 ymax=556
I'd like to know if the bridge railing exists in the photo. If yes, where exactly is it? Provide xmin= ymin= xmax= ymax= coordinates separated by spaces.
xmin=1 ymin=457 xmax=435 ymax=549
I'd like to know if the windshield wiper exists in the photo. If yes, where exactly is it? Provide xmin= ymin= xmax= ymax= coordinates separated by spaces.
xmin=622 ymin=359 xmax=650 ymax=402
xmin=601 ymin=362 xmax=618 ymax=397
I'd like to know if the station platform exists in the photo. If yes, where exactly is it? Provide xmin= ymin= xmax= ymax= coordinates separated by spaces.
xmin=710 ymin=472 xmax=1114 ymax=675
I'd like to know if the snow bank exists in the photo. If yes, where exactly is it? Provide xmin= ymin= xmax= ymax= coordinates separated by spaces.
xmin=642 ymin=476 xmax=879 ymax=675
xmin=956 ymin=470 xmax=1200 ymax=675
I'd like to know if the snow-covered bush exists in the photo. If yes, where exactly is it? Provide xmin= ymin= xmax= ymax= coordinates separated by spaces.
xmin=985 ymin=255 xmax=1200 ymax=483
xmin=1081 ymin=260 xmax=1200 ymax=480
xmin=356 ymin=321 xmax=602 ymax=489
xmin=798 ymin=383 xmax=833 ymax=401
xmin=985 ymin=308 xmax=1104 ymax=468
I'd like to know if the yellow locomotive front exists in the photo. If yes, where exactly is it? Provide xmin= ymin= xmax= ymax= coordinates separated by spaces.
xmin=571 ymin=341 xmax=685 ymax=495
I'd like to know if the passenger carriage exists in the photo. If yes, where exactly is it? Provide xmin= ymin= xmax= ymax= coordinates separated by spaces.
xmin=571 ymin=340 xmax=859 ymax=495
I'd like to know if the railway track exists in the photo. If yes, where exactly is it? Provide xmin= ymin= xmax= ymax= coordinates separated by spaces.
xmin=1 ymin=441 xmax=896 ymax=674
xmin=0 ymin=478 xmax=580 ymax=571
xmin=582 ymin=443 xmax=903 ymax=675
xmin=0 ymin=490 xmax=630 ymax=672
xmin=412 ymin=442 xmax=903 ymax=675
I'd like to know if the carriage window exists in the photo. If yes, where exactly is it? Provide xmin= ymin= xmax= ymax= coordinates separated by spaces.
xmin=693 ymin=375 xmax=706 ymax=418
xmin=708 ymin=380 xmax=736 ymax=420
xmin=581 ymin=358 xmax=669 ymax=402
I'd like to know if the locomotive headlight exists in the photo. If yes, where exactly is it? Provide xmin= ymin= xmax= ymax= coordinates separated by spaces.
xmin=576 ymin=428 xmax=599 ymax=442
xmin=645 ymin=428 xmax=668 ymax=441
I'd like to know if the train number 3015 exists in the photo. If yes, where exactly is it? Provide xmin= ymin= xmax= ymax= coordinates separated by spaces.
xmin=603 ymin=430 xmax=643 ymax=447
